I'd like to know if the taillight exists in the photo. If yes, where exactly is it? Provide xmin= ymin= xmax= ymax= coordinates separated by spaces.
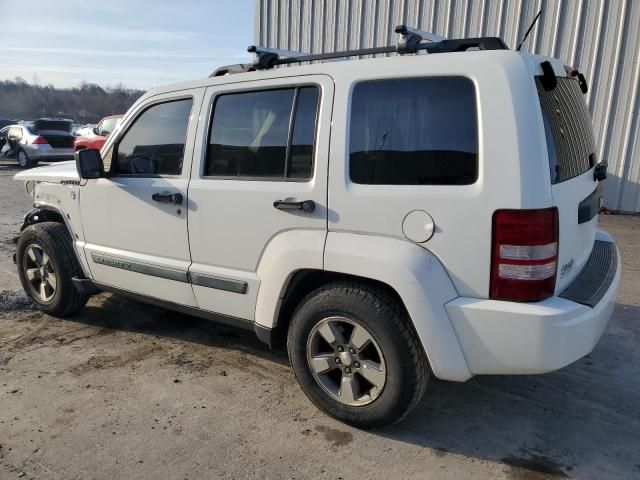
xmin=32 ymin=136 xmax=48 ymax=145
xmin=490 ymin=208 xmax=559 ymax=302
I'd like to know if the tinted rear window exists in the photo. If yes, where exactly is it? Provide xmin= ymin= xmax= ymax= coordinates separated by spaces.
xmin=349 ymin=77 xmax=478 ymax=185
xmin=536 ymin=77 xmax=597 ymax=184
xmin=33 ymin=120 xmax=73 ymax=133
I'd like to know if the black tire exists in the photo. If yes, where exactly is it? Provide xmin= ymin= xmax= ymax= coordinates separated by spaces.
xmin=287 ymin=281 xmax=430 ymax=429
xmin=16 ymin=148 xmax=38 ymax=169
xmin=16 ymin=222 xmax=88 ymax=317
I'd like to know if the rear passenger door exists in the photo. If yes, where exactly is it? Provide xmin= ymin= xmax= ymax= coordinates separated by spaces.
xmin=188 ymin=76 xmax=333 ymax=320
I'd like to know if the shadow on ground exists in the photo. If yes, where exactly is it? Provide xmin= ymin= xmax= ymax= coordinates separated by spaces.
xmin=381 ymin=302 xmax=640 ymax=479
xmin=68 ymin=293 xmax=289 ymax=367
xmin=56 ymin=292 xmax=640 ymax=479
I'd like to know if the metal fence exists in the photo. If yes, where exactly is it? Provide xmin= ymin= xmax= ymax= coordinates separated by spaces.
xmin=255 ymin=0 xmax=640 ymax=212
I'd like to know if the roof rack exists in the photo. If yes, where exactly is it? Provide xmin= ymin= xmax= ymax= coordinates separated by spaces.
xmin=210 ymin=24 xmax=508 ymax=77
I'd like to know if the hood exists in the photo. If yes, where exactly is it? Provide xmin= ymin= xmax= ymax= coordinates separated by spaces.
xmin=13 ymin=160 xmax=79 ymax=183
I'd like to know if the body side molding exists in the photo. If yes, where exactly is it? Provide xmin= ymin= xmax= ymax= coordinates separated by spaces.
xmin=90 ymin=253 xmax=249 ymax=294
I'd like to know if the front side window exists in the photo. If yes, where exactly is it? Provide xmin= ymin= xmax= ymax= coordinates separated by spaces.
xmin=206 ymin=86 xmax=319 ymax=179
xmin=111 ymin=99 xmax=193 ymax=176
xmin=350 ymin=77 xmax=478 ymax=185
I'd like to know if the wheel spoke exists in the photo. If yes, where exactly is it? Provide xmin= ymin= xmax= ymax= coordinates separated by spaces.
xmin=27 ymin=247 xmax=40 ymax=265
xmin=317 ymin=322 xmax=345 ymax=346
xmin=33 ymin=249 xmax=44 ymax=266
xmin=307 ymin=317 xmax=387 ymax=407
xmin=42 ymin=252 xmax=52 ymax=270
xmin=39 ymin=281 xmax=47 ymax=300
xmin=309 ymin=354 xmax=335 ymax=375
xmin=349 ymin=325 xmax=372 ymax=350
xmin=46 ymin=274 xmax=57 ymax=291
xmin=339 ymin=374 xmax=357 ymax=403
xmin=359 ymin=360 xmax=385 ymax=388
xmin=26 ymin=268 xmax=40 ymax=281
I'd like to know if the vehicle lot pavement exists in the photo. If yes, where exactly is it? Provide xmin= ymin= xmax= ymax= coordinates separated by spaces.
xmin=1 ymin=159 xmax=639 ymax=479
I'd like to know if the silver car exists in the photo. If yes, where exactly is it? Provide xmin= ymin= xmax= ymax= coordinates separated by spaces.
xmin=0 ymin=118 xmax=75 ymax=168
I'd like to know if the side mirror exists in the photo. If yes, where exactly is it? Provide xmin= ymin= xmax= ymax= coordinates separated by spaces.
xmin=75 ymin=149 xmax=105 ymax=179
xmin=92 ymin=127 xmax=100 ymax=135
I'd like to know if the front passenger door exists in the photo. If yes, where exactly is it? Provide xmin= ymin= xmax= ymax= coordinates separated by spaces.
xmin=80 ymin=90 xmax=203 ymax=306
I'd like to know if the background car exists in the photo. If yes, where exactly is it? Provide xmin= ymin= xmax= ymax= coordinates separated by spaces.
xmin=0 ymin=118 xmax=17 ymax=129
xmin=74 ymin=114 xmax=122 ymax=151
xmin=74 ymin=124 xmax=96 ymax=137
xmin=0 ymin=118 xmax=76 ymax=168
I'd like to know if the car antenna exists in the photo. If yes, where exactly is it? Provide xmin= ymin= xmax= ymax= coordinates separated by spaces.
xmin=516 ymin=9 xmax=542 ymax=51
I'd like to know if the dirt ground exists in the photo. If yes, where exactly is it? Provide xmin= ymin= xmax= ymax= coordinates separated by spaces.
xmin=1 ymin=159 xmax=639 ymax=480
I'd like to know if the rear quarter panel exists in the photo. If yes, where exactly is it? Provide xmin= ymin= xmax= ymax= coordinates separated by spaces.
xmin=327 ymin=51 xmax=553 ymax=298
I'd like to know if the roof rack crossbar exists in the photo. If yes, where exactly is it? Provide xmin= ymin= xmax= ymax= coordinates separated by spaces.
xmin=248 ymin=46 xmax=311 ymax=70
xmin=395 ymin=25 xmax=447 ymax=54
xmin=210 ymin=25 xmax=508 ymax=76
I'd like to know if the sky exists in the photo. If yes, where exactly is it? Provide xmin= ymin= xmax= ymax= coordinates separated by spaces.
xmin=0 ymin=0 xmax=254 ymax=90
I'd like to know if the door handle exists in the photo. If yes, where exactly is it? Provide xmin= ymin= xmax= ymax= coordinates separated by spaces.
xmin=152 ymin=192 xmax=183 ymax=205
xmin=273 ymin=199 xmax=315 ymax=213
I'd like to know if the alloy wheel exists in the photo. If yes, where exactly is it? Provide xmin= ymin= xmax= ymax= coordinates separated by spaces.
xmin=23 ymin=243 xmax=57 ymax=302
xmin=306 ymin=316 xmax=386 ymax=406
xmin=17 ymin=150 xmax=27 ymax=167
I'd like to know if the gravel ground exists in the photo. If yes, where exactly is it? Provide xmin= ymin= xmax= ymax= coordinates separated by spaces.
xmin=1 ymin=159 xmax=639 ymax=480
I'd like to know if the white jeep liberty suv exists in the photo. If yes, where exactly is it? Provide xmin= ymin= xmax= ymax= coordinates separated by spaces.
xmin=13 ymin=29 xmax=620 ymax=428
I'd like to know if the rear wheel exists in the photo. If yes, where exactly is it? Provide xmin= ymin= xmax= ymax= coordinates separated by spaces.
xmin=16 ymin=148 xmax=37 ymax=169
xmin=287 ymin=281 xmax=430 ymax=429
xmin=16 ymin=222 xmax=88 ymax=317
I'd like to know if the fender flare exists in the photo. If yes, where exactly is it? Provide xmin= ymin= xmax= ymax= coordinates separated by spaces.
xmin=16 ymin=204 xmax=91 ymax=278
xmin=323 ymin=232 xmax=472 ymax=382
xmin=255 ymin=229 xmax=326 ymax=329
xmin=19 ymin=206 xmax=64 ymax=232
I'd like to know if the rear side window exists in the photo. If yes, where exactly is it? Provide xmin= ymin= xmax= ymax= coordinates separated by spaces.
xmin=206 ymin=86 xmax=319 ymax=179
xmin=111 ymin=99 xmax=192 ymax=176
xmin=536 ymin=77 xmax=597 ymax=184
xmin=350 ymin=77 xmax=478 ymax=185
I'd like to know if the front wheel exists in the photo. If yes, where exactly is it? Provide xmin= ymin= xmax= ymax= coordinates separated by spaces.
xmin=16 ymin=222 xmax=88 ymax=317
xmin=287 ymin=281 xmax=430 ymax=429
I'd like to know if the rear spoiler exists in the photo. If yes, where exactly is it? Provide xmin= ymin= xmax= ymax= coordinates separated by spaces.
xmin=539 ymin=60 xmax=588 ymax=94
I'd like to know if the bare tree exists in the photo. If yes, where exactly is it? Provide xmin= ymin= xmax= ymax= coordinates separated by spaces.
xmin=0 ymin=78 xmax=145 ymax=123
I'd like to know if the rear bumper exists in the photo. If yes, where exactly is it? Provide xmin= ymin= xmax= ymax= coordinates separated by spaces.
xmin=24 ymin=145 xmax=74 ymax=161
xmin=445 ymin=241 xmax=620 ymax=375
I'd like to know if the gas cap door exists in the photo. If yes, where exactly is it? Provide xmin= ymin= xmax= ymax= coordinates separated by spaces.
xmin=402 ymin=210 xmax=435 ymax=243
